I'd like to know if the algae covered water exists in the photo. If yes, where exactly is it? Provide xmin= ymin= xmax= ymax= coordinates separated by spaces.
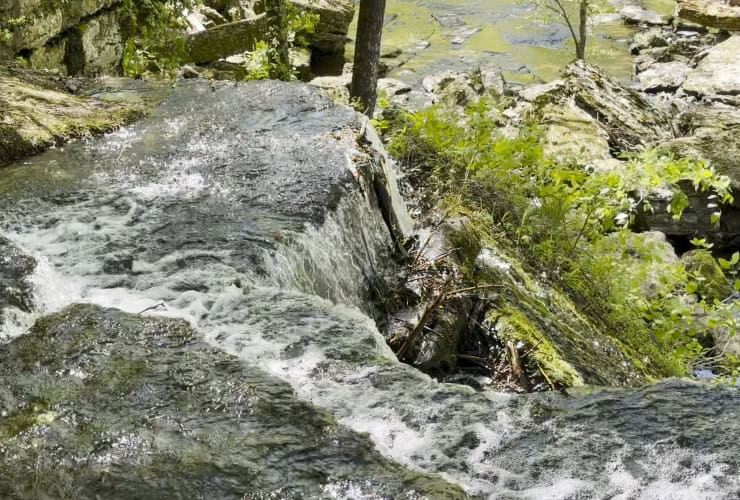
xmin=1 ymin=80 xmax=739 ymax=499
xmin=348 ymin=0 xmax=676 ymax=83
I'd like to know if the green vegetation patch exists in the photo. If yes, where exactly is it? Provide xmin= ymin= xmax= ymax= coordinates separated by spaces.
xmin=386 ymin=97 xmax=740 ymax=384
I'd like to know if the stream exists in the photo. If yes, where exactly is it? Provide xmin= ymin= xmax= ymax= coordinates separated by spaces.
xmin=1 ymin=80 xmax=739 ymax=499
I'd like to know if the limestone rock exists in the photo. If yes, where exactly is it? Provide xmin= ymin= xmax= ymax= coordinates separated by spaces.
xmin=682 ymin=35 xmax=740 ymax=101
xmin=377 ymin=77 xmax=411 ymax=97
xmin=292 ymin=0 xmax=354 ymax=56
xmin=538 ymin=102 xmax=611 ymax=164
xmin=562 ymin=61 xmax=673 ymax=151
xmin=630 ymin=27 xmax=669 ymax=54
xmin=620 ymin=5 xmax=668 ymax=26
xmin=668 ymin=104 xmax=740 ymax=193
xmin=677 ymin=0 xmax=740 ymax=31
xmin=638 ymin=61 xmax=691 ymax=92
xmin=0 ymin=0 xmax=118 ymax=57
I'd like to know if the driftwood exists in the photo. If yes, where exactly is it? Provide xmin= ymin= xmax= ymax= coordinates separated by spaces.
xmin=396 ymin=275 xmax=452 ymax=361
xmin=506 ymin=341 xmax=530 ymax=392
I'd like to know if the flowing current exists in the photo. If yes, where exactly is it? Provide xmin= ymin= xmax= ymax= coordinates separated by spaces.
xmin=1 ymin=81 xmax=738 ymax=499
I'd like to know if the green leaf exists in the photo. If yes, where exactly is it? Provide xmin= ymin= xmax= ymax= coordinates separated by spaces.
xmin=719 ymin=258 xmax=731 ymax=270
xmin=734 ymin=280 xmax=740 ymax=292
xmin=685 ymin=281 xmax=699 ymax=294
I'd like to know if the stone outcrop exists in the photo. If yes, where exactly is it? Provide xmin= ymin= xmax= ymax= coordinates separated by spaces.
xmin=0 ymin=304 xmax=465 ymax=498
xmin=677 ymin=0 xmax=740 ymax=31
xmin=0 ymin=0 xmax=124 ymax=76
xmin=185 ymin=0 xmax=354 ymax=64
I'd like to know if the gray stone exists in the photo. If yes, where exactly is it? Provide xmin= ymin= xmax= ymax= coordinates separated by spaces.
xmin=377 ymin=77 xmax=411 ymax=97
xmin=478 ymin=61 xmax=505 ymax=96
xmin=638 ymin=61 xmax=691 ymax=92
xmin=79 ymin=10 xmax=124 ymax=77
xmin=0 ymin=304 xmax=464 ymax=497
xmin=620 ymin=5 xmax=669 ymax=25
xmin=668 ymin=103 xmax=740 ymax=194
xmin=682 ymin=36 xmax=740 ymax=100
xmin=630 ymin=27 xmax=669 ymax=54
xmin=538 ymin=102 xmax=611 ymax=164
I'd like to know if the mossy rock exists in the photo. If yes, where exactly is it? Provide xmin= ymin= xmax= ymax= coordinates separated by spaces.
xmin=682 ymin=249 xmax=733 ymax=302
xmin=0 ymin=64 xmax=146 ymax=165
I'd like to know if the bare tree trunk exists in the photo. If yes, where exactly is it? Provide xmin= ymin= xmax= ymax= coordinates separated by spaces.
xmin=265 ymin=0 xmax=292 ymax=80
xmin=351 ymin=0 xmax=386 ymax=115
xmin=576 ymin=0 xmax=588 ymax=60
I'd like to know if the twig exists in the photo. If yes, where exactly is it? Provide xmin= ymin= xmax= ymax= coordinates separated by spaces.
xmin=138 ymin=302 xmax=166 ymax=314
xmin=536 ymin=361 xmax=556 ymax=392
xmin=447 ymin=284 xmax=504 ymax=296
xmin=396 ymin=275 xmax=453 ymax=361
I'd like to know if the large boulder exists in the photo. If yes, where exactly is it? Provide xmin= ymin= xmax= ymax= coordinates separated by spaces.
xmin=0 ymin=304 xmax=465 ymax=498
xmin=677 ymin=0 xmax=740 ymax=31
xmin=681 ymin=35 xmax=740 ymax=103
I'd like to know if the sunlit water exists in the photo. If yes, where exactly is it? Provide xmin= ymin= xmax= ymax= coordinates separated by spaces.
xmin=1 ymin=80 xmax=739 ymax=499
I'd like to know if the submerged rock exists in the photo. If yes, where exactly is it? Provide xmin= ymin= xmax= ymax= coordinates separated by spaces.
xmin=0 ymin=304 xmax=465 ymax=499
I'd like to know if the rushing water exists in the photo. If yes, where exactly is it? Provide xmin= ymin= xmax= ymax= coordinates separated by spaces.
xmin=1 ymin=80 xmax=739 ymax=499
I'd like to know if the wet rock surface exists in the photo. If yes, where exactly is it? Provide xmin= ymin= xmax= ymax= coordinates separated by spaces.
xmin=0 ymin=304 xmax=465 ymax=499
xmin=0 ymin=236 xmax=36 ymax=325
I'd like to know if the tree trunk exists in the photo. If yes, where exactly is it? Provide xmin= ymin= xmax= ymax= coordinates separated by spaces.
xmin=265 ymin=0 xmax=292 ymax=80
xmin=576 ymin=0 xmax=588 ymax=60
xmin=351 ymin=0 xmax=386 ymax=116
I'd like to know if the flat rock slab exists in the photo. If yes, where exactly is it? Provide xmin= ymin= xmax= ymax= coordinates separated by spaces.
xmin=678 ymin=0 xmax=740 ymax=31
xmin=682 ymin=35 xmax=740 ymax=99
xmin=620 ymin=5 xmax=668 ymax=25
xmin=0 ymin=304 xmax=465 ymax=499
xmin=639 ymin=61 xmax=691 ymax=92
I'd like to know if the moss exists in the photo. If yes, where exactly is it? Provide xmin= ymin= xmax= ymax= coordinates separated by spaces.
xmin=491 ymin=307 xmax=583 ymax=387
xmin=0 ymin=67 xmax=147 ymax=165
xmin=0 ymin=401 xmax=52 ymax=438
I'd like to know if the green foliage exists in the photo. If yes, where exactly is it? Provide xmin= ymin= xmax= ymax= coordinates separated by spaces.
xmin=120 ymin=0 xmax=193 ymax=77
xmin=0 ymin=16 xmax=29 ymax=44
xmin=388 ymin=99 xmax=740 ymax=377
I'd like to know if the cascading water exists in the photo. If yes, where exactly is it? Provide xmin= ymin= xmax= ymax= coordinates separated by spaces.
xmin=1 ymin=80 xmax=739 ymax=499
